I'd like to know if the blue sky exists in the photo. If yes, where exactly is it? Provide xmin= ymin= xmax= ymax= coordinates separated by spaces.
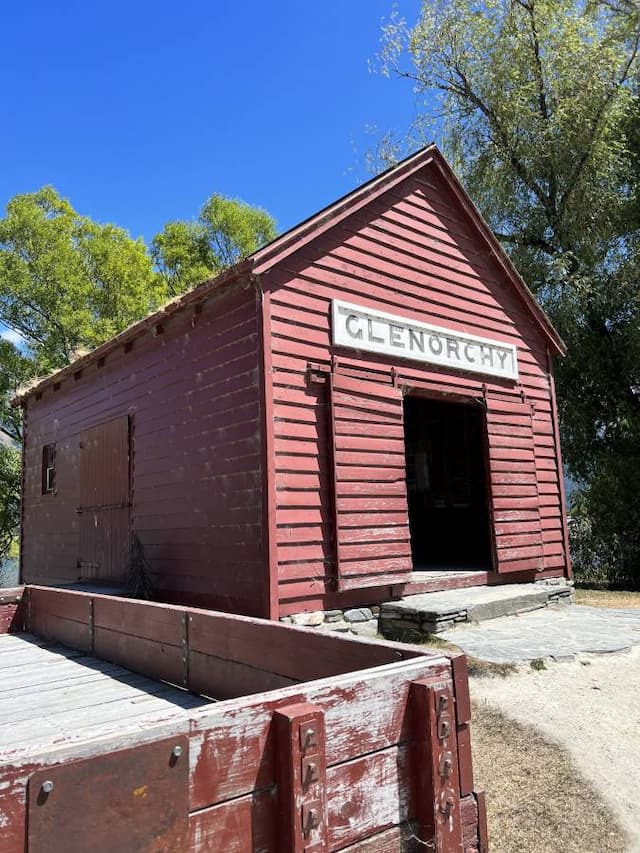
xmin=1 ymin=0 xmax=424 ymax=245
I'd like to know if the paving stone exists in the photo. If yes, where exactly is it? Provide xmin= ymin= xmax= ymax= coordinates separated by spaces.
xmin=440 ymin=605 xmax=640 ymax=663
xmin=344 ymin=607 xmax=373 ymax=623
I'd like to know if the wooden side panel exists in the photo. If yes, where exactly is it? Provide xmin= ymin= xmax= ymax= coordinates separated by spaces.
xmin=187 ymin=608 xmax=412 ymax=698
xmin=0 ymin=590 xmax=24 ymax=634
xmin=329 ymin=373 xmax=411 ymax=590
xmin=486 ymin=394 xmax=544 ymax=574
xmin=189 ymin=656 xmax=451 ymax=812
xmin=266 ymin=164 xmax=568 ymax=613
xmin=27 ymin=587 xmax=92 ymax=652
xmin=27 ymin=736 xmax=189 ymax=853
xmin=21 ymin=285 xmax=266 ymax=616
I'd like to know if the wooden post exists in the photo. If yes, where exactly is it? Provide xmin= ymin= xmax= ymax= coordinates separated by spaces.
xmin=411 ymin=677 xmax=464 ymax=852
xmin=273 ymin=702 xmax=328 ymax=852
xmin=451 ymin=653 xmax=474 ymax=796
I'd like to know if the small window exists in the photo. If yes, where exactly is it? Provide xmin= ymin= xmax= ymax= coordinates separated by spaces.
xmin=42 ymin=444 xmax=56 ymax=494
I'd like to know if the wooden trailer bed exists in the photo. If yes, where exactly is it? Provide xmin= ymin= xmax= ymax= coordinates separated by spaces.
xmin=0 ymin=586 xmax=488 ymax=852
xmin=0 ymin=633 xmax=210 ymax=763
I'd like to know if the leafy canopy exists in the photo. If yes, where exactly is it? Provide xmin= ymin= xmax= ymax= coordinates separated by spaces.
xmin=152 ymin=194 xmax=276 ymax=294
xmin=0 ymin=186 xmax=167 ymax=372
xmin=381 ymin=0 xmax=640 ymax=585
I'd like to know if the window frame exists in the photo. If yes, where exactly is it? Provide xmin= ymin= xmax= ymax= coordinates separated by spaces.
xmin=42 ymin=443 xmax=56 ymax=495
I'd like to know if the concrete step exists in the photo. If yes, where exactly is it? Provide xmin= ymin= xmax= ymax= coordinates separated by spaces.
xmin=379 ymin=580 xmax=573 ymax=640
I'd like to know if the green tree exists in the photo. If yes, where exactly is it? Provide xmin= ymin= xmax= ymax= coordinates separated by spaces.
xmin=381 ymin=0 xmax=640 ymax=585
xmin=0 ymin=186 xmax=166 ymax=372
xmin=152 ymin=194 xmax=277 ymax=294
xmin=0 ymin=443 xmax=20 ymax=562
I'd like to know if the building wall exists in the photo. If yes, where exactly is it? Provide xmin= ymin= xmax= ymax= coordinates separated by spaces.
xmin=21 ymin=283 xmax=267 ymax=616
xmin=262 ymin=165 xmax=568 ymax=616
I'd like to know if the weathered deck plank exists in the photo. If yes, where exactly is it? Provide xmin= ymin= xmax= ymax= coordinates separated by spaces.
xmin=0 ymin=633 xmax=211 ymax=761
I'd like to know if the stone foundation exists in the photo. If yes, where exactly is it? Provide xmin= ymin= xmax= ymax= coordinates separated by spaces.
xmin=280 ymin=606 xmax=380 ymax=638
xmin=280 ymin=579 xmax=574 ymax=642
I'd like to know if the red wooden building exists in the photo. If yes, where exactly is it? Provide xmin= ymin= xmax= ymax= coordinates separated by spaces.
xmin=17 ymin=146 xmax=571 ymax=620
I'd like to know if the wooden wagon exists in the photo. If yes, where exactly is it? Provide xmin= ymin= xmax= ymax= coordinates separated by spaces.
xmin=0 ymin=585 xmax=487 ymax=851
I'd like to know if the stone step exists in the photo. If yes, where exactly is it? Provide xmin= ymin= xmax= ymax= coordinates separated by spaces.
xmin=379 ymin=580 xmax=573 ymax=639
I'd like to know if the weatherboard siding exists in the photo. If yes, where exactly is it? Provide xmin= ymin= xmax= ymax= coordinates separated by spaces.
xmin=263 ymin=167 xmax=567 ymax=615
xmin=21 ymin=284 xmax=266 ymax=616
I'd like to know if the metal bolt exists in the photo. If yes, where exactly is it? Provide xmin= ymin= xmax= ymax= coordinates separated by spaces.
xmin=441 ymin=796 xmax=455 ymax=817
xmin=304 ymin=807 xmax=320 ymax=833
xmin=172 ymin=745 xmax=183 ymax=759
xmin=41 ymin=780 xmax=54 ymax=794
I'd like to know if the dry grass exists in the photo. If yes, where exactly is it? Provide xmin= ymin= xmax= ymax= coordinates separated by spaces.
xmin=575 ymin=588 xmax=640 ymax=609
xmin=419 ymin=635 xmax=517 ymax=678
xmin=471 ymin=701 xmax=627 ymax=852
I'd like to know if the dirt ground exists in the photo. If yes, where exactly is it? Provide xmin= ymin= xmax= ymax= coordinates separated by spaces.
xmin=471 ymin=647 xmax=640 ymax=851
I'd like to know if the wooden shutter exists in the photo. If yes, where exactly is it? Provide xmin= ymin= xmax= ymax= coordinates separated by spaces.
xmin=485 ymin=395 xmax=544 ymax=574
xmin=78 ymin=416 xmax=131 ymax=581
xmin=329 ymin=373 xmax=412 ymax=590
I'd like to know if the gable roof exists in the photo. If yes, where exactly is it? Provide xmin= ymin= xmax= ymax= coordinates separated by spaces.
xmin=250 ymin=144 xmax=565 ymax=354
xmin=15 ymin=145 xmax=565 ymax=404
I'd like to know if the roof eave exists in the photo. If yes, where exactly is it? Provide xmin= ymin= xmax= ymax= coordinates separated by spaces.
xmin=13 ymin=259 xmax=254 ymax=406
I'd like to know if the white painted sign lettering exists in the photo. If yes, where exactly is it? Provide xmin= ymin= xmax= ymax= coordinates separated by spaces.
xmin=332 ymin=299 xmax=518 ymax=381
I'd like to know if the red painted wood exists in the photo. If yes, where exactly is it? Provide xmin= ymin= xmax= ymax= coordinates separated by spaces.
xmin=0 ymin=591 xmax=24 ymax=634
xmin=274 ymin=703 xmax=328 ymax=851
xmin=265 ymin=161 xmax=567 ymax=610
xmin=189 ymin=656 xmax=449 ymax=811
xmin=475 ymin=789 xmax=490 ymax=853
xmin=329 ymin=373 xmax=412 ymax=591
xmin=21 ymin=286 xmax=266 ymax=616
xmin=188 ymin=789 xmax=277 ymax=852
xmin=259 ymin=288 xmax=280 ymax=620
xmin=410 ymin=677 xmax=464 ymax=852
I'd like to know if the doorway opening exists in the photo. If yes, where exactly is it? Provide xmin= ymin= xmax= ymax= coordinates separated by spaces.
xmin=403 ymin=395 xmax=493 ymax=570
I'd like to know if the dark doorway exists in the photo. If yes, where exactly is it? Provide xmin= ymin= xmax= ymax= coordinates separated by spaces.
xmin=403 ymin=396 xmax=493 ymax=570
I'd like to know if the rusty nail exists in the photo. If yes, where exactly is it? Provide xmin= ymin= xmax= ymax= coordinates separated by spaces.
xmin=41 ymin=780 xmax=54 ymax=794
xmin=172 ymin=745 xmax=183 ymax=759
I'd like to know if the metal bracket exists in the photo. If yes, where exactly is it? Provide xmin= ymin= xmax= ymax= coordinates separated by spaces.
xmin=274 ymin=703 xmax=328 ymax=852
xmin=410 ymin=677 xmax=464 ymax=852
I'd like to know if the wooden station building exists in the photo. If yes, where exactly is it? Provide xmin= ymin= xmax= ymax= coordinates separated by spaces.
xmin=16 ymin=146 xmax=571 ymax=620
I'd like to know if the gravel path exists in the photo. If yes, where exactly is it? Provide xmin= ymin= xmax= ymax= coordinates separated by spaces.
xmin=471 ymin=646 xmax=640 ymax=851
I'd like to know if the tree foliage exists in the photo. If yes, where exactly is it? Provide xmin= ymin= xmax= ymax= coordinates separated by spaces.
xmin=381 ymin=0 xmax=640 ymax=585
xmin=152 ymin=194 xmax=276 ymax=295
xmin=0 ymin=187 xmax=166 ymax=372
xmin=0 ymin=444 xmax=20 ymax=562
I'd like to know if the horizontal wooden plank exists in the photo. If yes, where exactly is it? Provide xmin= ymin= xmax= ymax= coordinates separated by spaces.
xmin=187 ymin=611 xmax=408 ymax=684
xmin=189 ymin=656 xmax=448 ymax=810
xmin=93 ymin=597 xmax=184 ymax=647
xmin=93 ymin=627 xmax=185 ymax=687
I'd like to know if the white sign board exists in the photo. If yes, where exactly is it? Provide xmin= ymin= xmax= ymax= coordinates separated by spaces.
xmin=332 ymin=299 xmax=518 ymax=381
